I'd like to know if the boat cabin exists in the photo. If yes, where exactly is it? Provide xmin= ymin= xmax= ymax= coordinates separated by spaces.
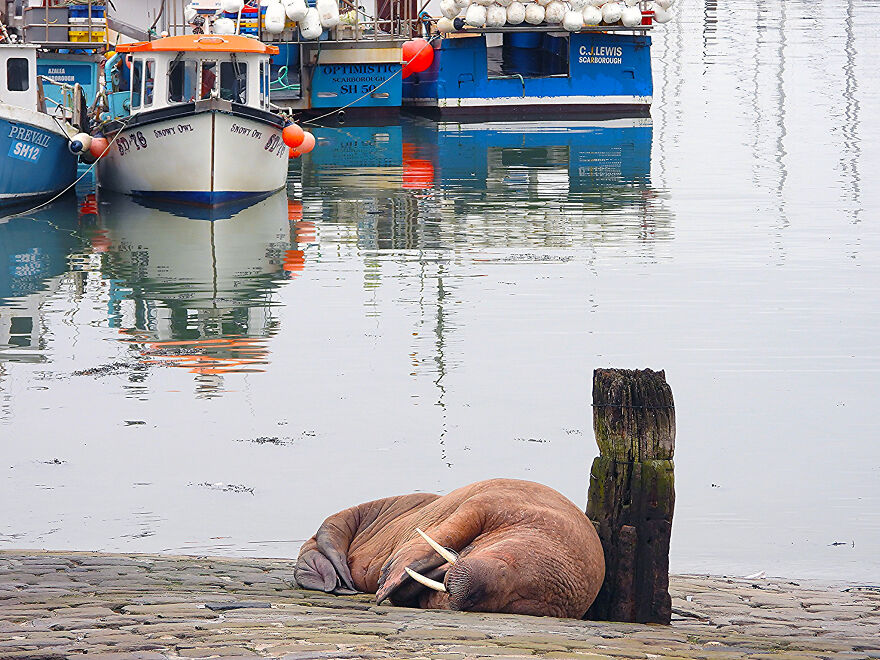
xmin=112 ymin=35 xmax=279 ymax=117
xmin=0 ymin=45 xmax=39 ymax=112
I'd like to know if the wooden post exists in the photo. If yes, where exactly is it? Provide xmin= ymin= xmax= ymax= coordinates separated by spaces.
xmin=585 ymin=368 xmax=675 ymax=624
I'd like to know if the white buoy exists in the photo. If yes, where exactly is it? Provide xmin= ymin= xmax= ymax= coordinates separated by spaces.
xmin=620 ymin=5 xmax=641 ymax=25
xmin=285 ymin=0 xmax=308 ymax=20
xmin=536 ymin=0 xmax=552 ymax=6
xmin=582 ymin=4 xmax=602 ymax=23
xmin=475 ymin=0 xmax=494 ymax=6
xmin=454 ymin=0 xmax=471 ymax=8
xmin=220 ymin=0 xmax=244 ymax=12
xmin=601 ymin=1 xmax=622 ymax=23
xmin=316 ymin=0 xmax=340 ymax=28
xmin=589 ymin=0 xmax=606 ymax=6
xmin=497 ymin=0 xmax=513 ymax=6
xmin=624 ymin=0 xmax=639 ymax=5
xmin=437 ymin=16 xmax=456 ymax=31
xmin=184 ymin=4 xmax=197 ymax=23
xmin=213 ymin=17 xmax=236 ymax=34
xmin=486 ymin=3 xmax=507 ymax=26
xmin=506 ymin=1 xmax=526 ymax=24
xmin=440 ymin=0 xmax=458 ymax=18
xmin=655 ymin=0 xmax=673 ymax=8
xmin=545 ymin=1 xmax=566 ymax=23
xmin=569 ymin=0 xmax=587 ymax=10
xmin=264 ymin=2 xmax=286 ymax=33
xmin=69 ymin=132 xmax=92 ymax=153
xmin=524 ymin=2 xmax=545 ymax=24
xmin=563 ymin=9 xmax=583 ymax=30
xmin=653 ymin=5 xmax=673 ymax=22
xmin=300 ymin=7 xmax=323 ymax=38
xmin=465 ymin=3 xmax=487 ymax=26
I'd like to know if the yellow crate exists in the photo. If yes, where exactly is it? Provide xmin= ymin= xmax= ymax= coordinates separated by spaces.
xmin=69 ymin=29 xmax=106 ymax=42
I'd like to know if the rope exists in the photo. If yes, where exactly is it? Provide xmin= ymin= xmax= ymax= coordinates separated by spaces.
xmin=302 ymin=32 xmax=439 ymax=125
xmin=3 ymin=115 xmax=133 ymax=221
xmin=270 ymin=65 xmax=299 ymax=92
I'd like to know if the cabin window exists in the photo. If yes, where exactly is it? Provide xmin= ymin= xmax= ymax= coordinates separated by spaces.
xmin=169 ymin=58 xmax=197 ymax=103
xmin=6 ymin=58 xmax=29 ymax=91
xmin=220 ymin=60 xmax=247 ymax=104
xmin=200 ymin=60 xmax=217 ymax=99
xmin=131 ymin=59 xmax=143 ymax=109
xmin=259 ymin=61 xmax=266 ymax=108
xmin=487 ymin=34 xmax=569 ymax=80
xmin=144 ymin=59 xmax=155 ymax=106
xmin=264 ymin=61 xmax=271 ymax=108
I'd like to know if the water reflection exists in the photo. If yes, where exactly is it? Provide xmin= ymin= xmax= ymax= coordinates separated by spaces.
xmin=302 ymin=119 xmax=667 ymax=251
xmin=0 ymin=196 xmax=80 ymax=362
xmin=86 ymin=192 xmax=298 ymax=390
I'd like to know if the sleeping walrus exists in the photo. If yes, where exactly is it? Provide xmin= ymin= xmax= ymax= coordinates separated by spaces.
xmin=294 ymin=478 xmax=605 ymax=618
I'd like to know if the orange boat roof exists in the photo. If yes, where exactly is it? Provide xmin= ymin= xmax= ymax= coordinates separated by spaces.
xmin=116 ymin=34 xmax=279 ymax=55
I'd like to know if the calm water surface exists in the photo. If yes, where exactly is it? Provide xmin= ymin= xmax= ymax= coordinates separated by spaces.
xmin=2 ymin=0 xmax=878 ymax=582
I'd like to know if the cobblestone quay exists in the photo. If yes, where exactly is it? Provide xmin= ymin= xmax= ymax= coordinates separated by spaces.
xmin=1 ymin=551 xmax=878 ymax=659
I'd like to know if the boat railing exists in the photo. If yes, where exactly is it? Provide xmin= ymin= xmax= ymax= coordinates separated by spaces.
xmin=20 ymin=2 xmax=107 ymax=50
xmin=37 ymin=76 xmax=87 ymax=128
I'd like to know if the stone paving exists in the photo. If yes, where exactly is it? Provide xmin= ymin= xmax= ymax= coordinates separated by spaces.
xmin=1 ymin=550 xmax=878 ymax=660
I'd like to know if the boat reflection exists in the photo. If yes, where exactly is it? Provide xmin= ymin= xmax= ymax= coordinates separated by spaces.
xmin=95 ymin=191 xmax=300 ymax=383
xmin=300 ymin=118 xmax=665 ymax=250
xmin=0 ymin=195 xmax=80 ymax=362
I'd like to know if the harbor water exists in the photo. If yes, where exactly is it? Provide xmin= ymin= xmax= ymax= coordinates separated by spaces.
xmin=2 ymin=0 xmax=878 ymax=582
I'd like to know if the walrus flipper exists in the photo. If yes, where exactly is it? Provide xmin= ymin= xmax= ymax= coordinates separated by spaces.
xmin=293 ymin=539 xmax=341 ymax=592
xmin=376 ymin=503 xmax=485 ymax=605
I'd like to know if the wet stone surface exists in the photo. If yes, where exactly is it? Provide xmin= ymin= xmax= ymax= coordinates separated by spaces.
xmin=0 ymin=551 xmax=878 ymax=659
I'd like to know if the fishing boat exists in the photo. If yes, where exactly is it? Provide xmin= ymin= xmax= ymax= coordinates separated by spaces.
xmin=96 ymin=34 xmax=290 ymax=206
xmin=402 ymin=25 xmax=653 ymax=119
xmin=0 ymin=44 xmax=80 ymax=205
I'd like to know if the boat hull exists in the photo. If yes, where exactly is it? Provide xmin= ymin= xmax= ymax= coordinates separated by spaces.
xmin=403 ymin=32 xmax=653 ymax=119
xmin=0 ymin=105 xmax=77 ymax=206
xmin=98 ymin=102 xmax=289 ymax=206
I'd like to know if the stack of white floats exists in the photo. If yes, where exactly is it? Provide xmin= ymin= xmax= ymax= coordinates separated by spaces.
xmin=211 ymin=0 xmax=341 ymax=40
xmin=436 ymin=0 xmax=675 ymax=33
xmin=204 ymin=0 xmax=673 ymax=42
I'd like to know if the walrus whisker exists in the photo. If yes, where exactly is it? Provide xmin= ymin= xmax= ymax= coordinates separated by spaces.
xmin=416 ymin=527 xmax=458 ymax=565
xmin=405 ymin=567 xmax=447 ymax=592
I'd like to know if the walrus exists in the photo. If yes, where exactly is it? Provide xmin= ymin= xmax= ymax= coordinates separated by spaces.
xmin=293 ymin=478 xmax=605 ymax=619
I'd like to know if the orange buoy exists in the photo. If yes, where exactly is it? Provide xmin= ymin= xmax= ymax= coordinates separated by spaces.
xmin=298 ymin=131 xmax=316 ymax=154
xmin=89 ymin=136 xmax=110 ymax=159
xmin=289 ymin=147 xmax=301 ymax=159
xmin=283 ymin=123 xmax=305 ymax=148
xmin=402 ymin=38 xmax=434 ymax=75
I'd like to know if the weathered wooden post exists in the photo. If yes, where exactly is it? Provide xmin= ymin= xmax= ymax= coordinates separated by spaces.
xmin=585 ymin=368 xmax=675 ymax=624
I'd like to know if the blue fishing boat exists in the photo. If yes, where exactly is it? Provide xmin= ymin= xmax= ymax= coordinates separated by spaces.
xmin=403 ymin=26 xmax=652 ymax=119
xmin=0 ymin=45 xmax=80 ymax=206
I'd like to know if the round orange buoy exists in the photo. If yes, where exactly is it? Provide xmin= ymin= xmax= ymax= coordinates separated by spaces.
xmin=283 ymin=123 xmax=305 ymax=148
xmin=298 ymin=131 xmax=316 ymax=154
xmin=402 ymin=38 xmax=434 ymax=74
xmin=402 ymin=158 xmax=434 ymax=190
xmin=289 ymin=147 xmax=301 ymax=159
xmin=89 ymin=136 xmax=110 ymax=159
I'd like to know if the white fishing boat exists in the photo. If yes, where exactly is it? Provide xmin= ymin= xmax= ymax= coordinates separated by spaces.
xmin=96 ymin=34 xmax=290 ymax=206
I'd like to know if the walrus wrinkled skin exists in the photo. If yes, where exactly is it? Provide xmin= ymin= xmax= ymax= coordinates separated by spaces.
xmin=293 ymin=478 xmax=605 ymax=619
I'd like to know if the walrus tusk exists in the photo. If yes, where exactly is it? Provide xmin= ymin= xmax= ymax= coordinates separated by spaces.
xmin=416 ymin=527 xmax=458 ymax=565
xmin=405 ymin=566 xmax=447 ymax=592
